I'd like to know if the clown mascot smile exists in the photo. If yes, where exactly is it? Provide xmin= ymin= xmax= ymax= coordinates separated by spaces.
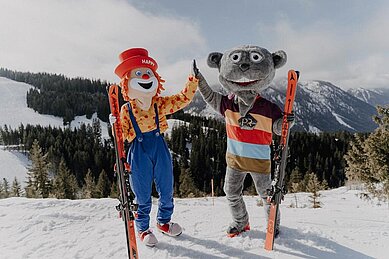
xmin=111 ymin=48 xmax=198 ymax=247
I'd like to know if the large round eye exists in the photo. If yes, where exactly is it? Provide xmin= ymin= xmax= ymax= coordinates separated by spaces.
xmin=135 ymin=70 xmax=142 ymax=77
xmin=146 ymin=69 xmax=153 ymax=76
xmin=230 ymin=52 xmax=242 ymax=63
xmin=250 ymin=52 xmax=262 ymax=63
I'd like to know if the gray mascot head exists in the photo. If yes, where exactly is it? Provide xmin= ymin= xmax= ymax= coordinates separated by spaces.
xmin=208 ymin=45 xmax=287 ymax=106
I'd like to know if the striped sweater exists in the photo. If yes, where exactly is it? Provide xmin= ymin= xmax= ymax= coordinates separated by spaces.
xmin=220 ymin=95 xmax=283 ymax=174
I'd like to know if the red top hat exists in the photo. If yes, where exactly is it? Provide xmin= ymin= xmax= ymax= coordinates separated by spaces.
xmin=114 ymin=48 xmax=158 ymax=78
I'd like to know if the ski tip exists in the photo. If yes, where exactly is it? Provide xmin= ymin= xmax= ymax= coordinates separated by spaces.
xmin=288 ymin=70 xmax=300 ymax=81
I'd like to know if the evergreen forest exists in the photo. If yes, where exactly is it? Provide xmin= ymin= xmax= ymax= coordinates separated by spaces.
xmin=0 ymin=68 xmax=373 ymax=200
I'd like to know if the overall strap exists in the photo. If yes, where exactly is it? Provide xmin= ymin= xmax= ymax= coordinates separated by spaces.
xmin=127 ymin=102 xmax=144 ymax=142
xmin=153 ymin=103 xmax=160 ymax=134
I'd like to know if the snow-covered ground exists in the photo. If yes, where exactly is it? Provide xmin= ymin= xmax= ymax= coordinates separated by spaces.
xmin=0 ymin=187 xmax=388 ymax=259
xmin=0 ymin=147 xmax=30 ymax=187
xmin=1 ymin=134 xmax=387 ymax=258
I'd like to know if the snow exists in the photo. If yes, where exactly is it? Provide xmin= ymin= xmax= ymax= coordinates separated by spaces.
xmin=0 ymin=148 xmax=29 ymax=186
xmin=69 ymin=113 xmax=110 ymax=140
xmin=0 ymin=77 xmax=109 ymax=139
xmin=1 ymin=131 xmax=388 ymax=259
xmin=308 ymin=125 xmax=322 ymax=133
xmin=165 ymin=119 xmax=190 ymax=138
xmin=0 ymin=188 xmax=388 ymax=259
xmin=0 ymin=77 xmax=388 ymax=258
xmin=0 ymin=77 xmax=64 ymax=128
xmin=332 ymin=112 xmax=355 ymax=130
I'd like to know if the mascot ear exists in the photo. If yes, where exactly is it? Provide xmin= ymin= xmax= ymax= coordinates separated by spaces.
xmin=207 ymin=52 xmax=223 ymax=69
xmin=272 ymin=50 xmax=287 ymax=69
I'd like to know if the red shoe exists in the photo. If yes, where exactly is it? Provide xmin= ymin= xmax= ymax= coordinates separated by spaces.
xmin=227 ymin=223 xmax=250 ymax=238
xmin=156 ymin=222 xmax=182 ymax=237
xmin=138 ymin=229 xmax=158 ymax=247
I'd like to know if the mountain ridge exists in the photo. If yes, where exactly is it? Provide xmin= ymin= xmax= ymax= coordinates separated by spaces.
xmin=185 ymin=78 xmax=379 ymax=133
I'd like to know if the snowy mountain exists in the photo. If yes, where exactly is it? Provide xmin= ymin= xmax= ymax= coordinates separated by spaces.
xmin=347 ymin=87 xmax=389 ymax=107
xmin=185 ymin=79 xmax=378 ymax=133
xmin=264 ymin=79 xmax=378 ymax=132
xmin=1 ymin=187 xmax=388 ymax=259
xmin=1 ymin=74 xmax=379 ymax=134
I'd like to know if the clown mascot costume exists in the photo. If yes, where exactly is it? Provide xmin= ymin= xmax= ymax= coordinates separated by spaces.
xmin=111 ymin=48 xmax=198 ymax=247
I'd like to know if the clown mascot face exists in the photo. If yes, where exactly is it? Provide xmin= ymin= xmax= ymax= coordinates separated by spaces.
xmin=113 ymin=48 xmax=198 ymax=247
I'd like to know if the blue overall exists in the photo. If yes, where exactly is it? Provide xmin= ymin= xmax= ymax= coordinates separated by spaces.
xmin=127 ymin=103 xmax=174 ymax=232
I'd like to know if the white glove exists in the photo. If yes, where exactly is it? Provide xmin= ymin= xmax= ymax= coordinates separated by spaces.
xmin=109 ymin=114 xmax=117 ymax=125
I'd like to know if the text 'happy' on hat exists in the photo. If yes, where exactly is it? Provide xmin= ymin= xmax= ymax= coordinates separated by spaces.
xmin=114 ymin=48 xmax=158 ymax=78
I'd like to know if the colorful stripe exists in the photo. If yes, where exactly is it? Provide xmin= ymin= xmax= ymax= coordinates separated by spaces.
xmin=226 ymin=153 xmax=271 ymax=173
xmin=226 ymin=124 xmax=272 ymax=145
xmin=220 ymin=95 xmax=283 ymax=123
xmin=227 ymin=138 xmax=270 ymax=160
xmin=224 ymin=110 xmax=273 ymax=133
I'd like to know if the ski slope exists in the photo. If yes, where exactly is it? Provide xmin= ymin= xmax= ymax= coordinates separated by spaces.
xmin=0 ymin=148 xmax=29 ymax=187
xmin=0 ymin=77 xmax=186 ymax=185
xmin=0 ymin=187 xmax=388 ymax=259
xmin=0 ymin=76 xmax=109 ymax=139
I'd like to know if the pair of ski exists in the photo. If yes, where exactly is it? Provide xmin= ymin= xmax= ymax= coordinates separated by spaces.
xmin=107 ymin=69 xmax=299 ymax=258
xmin=264 ymin=69 xmax=299 ymax=251
xmin=107 ymin=85 xmax=138 ymax=259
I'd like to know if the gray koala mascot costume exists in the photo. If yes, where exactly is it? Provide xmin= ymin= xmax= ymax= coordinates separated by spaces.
xmin=193 ymin=45 xmax=292 ymax=237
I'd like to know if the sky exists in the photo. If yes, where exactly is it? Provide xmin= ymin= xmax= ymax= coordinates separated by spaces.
xmin=1 ymin=0 xmax=389 ymax=95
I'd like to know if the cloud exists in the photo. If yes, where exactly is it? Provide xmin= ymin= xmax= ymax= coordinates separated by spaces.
xmin=269 ymin=20 xmax=347 ymax=81
xmin=0 ymin=0 xmax=207 ymax=92
xmin=256 ymin=3 xmax=389 ymax=90
xmin=1 ymin=0 xmax=388 ymax=94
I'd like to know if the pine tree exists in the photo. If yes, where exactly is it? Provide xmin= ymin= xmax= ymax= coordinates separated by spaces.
xmin=27 ymin=139 xmax=51 ymax=198
xmin=25 ymin=177 xmax=37 ymax=198
xmin=53 ymin=159 xmax=79 ymax=199
xmin=2 ymin=178 xmax=10 ymax=198
xmin=364 ymin=106 xmax=389 ymax=200
xmin=345 ymin=106 xmax=389 ymax=201
xmin=109 ymin=181 xmax=119 ymax=199
xmin=290 ymin=182 xmax=300 ymax=208
xmin=0 ymin=181 xmax=3 ymax=198
xmin=288 ymin=167 xmax=303 ymax=192
xmin=321 ymin=179 xmax=329 ymax=190
xmin=306 ymin=172 xmax=322 ymax=208
xmin=95 ymin=169 xmax=111 ymax=198
xmin=82 ymin=169 xmax=96 ymax=198
xmin=11 ymin=177 xmax=22 ymax=197
xmin=345 ymin=134 xmax=369 ymax=184
xmin=179 ymin=168 xmax=200 ymax=198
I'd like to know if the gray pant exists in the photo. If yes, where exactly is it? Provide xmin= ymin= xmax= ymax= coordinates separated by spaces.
xmin=223 ymin=166 xmax=280 ymax=231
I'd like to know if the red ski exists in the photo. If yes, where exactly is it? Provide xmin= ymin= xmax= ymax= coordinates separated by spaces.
xmin=107 ymin=84 xmax=139 ymax=259
xmin=264 ymin=70 xmax=299 ymax=251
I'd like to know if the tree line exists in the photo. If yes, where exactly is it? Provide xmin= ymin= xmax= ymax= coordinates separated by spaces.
xmin=2 ymin=68 xmax=384 ymax=201
xmin=0 ymin=68 xmax=112 ymax=125
xmin=166 ymin=111 xmax=354 ymax=198
xmin=1 ymin=113 xmax=355 ymax=200
xmin=0 ymin=120 xmax=116 ymax=198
